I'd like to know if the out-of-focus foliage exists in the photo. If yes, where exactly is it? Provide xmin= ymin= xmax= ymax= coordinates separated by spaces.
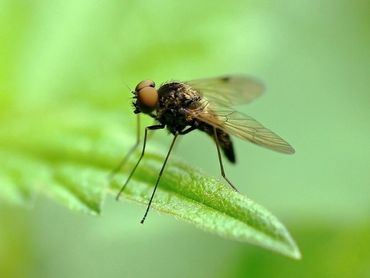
xmin=0 ymin=0 xmax=369 ymax=277
xmin=0 ymin=0 xmax=302 ymax=259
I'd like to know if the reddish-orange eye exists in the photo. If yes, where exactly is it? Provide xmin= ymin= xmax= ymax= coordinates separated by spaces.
xmin=135 ymin=80 xmax=155 ymax=92
xmin=137 ymin=86 xmax=158 ymax=113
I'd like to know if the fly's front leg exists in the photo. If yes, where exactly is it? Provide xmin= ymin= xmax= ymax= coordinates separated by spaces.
xmin=109 ymin=114 xmax=141 ymax=181
xmin=116 ymin=123 xmax=165 ymax=200
xmin=179 ymin=126 xmax=197 ymax=135
xmin=140 ymin=132 xmax=179 ymax=224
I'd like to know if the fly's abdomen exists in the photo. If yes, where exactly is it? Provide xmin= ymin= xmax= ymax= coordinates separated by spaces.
xmin=216 ymin=130 xmax=236 ymax=163
xmin=199 ymin=124 xmax=236 ymax=163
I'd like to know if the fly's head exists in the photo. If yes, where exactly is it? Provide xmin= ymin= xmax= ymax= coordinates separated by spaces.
xmin=132 ymin=80 xmax=158 ymax=114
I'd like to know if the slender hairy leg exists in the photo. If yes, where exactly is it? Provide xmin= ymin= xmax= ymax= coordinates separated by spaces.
xmin=179 ymin=126 xmax=196 ymax=135
xmin=213 ymin=127 xmax=239 ymax=192
xmin=140 ymin=132 xmax=179 ymax=224
xmin=116 ymin=124 xmax=165 ymax=201
xmin=109 ymin=114 xmax=141 ymax=181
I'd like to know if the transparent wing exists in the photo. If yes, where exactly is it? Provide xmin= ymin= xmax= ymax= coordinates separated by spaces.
xmin=190 ymin=105 xmax=295 ymax=154
xmin=185 ymin=75 xmax=264 ymax=107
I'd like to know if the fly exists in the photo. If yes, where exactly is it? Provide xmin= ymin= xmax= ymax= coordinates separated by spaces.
xmin=111 ymin=75 xmax=295 ymax=223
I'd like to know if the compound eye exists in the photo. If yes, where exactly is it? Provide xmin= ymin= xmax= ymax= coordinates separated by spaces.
xmin=137 ymin=86 xmax=158 ymax=113
xmin=135 ymin=80 xmax=155 ymax=92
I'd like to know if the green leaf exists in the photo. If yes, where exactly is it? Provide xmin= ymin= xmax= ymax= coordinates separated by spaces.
xmin=0 ymin=102 xmax=300 ymax=259
xmin=112 ymin=155 xmax=301 ymax=259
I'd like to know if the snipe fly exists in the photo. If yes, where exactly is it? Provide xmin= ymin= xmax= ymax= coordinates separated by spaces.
xmin=111 ymin=75 xmax=295 ymax=223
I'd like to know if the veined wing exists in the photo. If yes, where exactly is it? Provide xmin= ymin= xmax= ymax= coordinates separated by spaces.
xmin=191 ymin=106 xmax=295 ymax=154
xmin=185 ymin=75 xmax=264 ymax=107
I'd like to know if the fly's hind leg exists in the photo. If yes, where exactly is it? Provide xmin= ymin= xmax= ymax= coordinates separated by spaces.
xmin=213 ymin=127 xmax=239 ymax=192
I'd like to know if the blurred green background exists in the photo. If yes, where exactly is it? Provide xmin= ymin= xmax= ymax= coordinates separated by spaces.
xmin=1 ymin=0 xmax=369 ymax=277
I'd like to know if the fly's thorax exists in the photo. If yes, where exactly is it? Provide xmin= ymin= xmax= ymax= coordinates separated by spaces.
xmin=157 ymin=82 xmax=202 ymax=109
xmin=156 ymin=82 xmax=202 ymax=132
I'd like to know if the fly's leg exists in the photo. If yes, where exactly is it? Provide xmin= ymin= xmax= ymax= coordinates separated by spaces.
xmin=140 ymin=132 xmax=179 ymax=224
xmin=116 ymin=123 xmax=165 ymax=201
xmin=213 ymin=127 xmax=239 ymax=192
xmin=179 ymin=126 xmax=196 ymax=135
xmin=109 ymin=114 xmax=141 ymax=181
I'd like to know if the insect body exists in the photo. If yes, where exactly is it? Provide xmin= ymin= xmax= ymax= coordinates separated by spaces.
xmin=139 ymin=81 xmax=237 ymax=162
xmin=114 ymin=75 xmax=295 ymax=223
